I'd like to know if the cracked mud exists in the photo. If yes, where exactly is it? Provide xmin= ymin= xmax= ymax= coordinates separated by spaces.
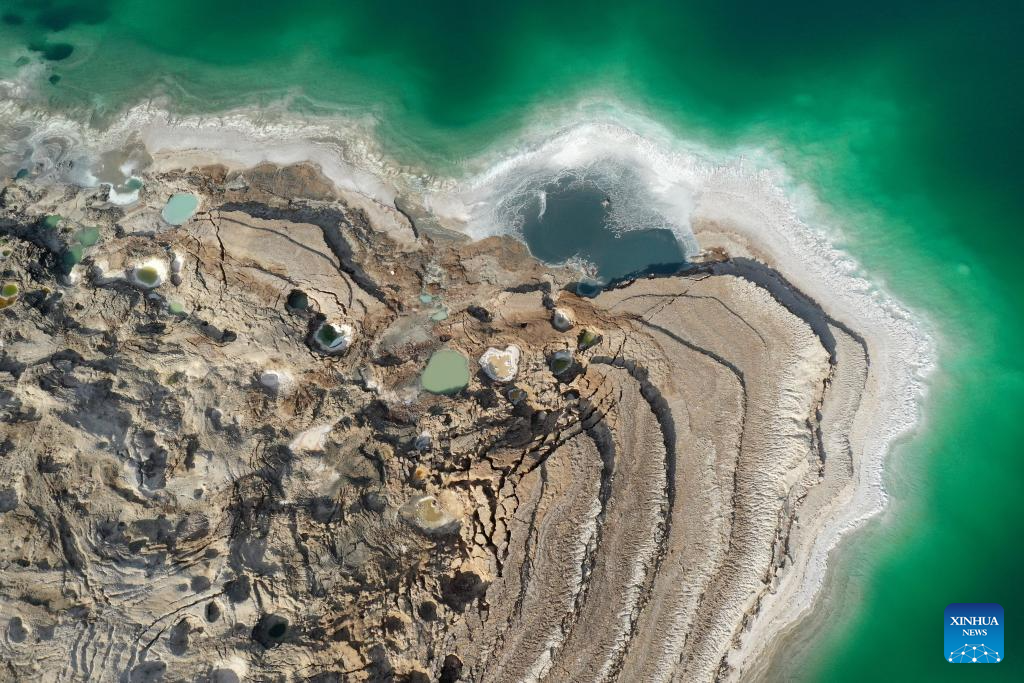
xmin=0 ymin=163 xmax=869 ymax=682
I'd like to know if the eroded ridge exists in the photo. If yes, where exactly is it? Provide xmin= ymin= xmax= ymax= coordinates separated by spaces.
xmin=0 ymin=163 xmax=867 ymax=682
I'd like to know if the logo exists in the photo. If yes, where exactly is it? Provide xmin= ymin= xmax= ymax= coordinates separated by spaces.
xmin=945 ymin=603 xmax=1003 ymax=663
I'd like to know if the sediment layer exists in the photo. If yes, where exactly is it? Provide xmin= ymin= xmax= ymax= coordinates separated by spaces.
xmin=0 ymin=162 xmax=868 ymax=682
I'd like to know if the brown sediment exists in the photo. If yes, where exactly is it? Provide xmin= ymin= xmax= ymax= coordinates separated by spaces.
xmin=0 ymin=162 xmax=868 ymax=682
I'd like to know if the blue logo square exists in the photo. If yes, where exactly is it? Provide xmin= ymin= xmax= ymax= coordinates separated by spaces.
xmin=945 ymin=603 xmax=1003 ymax=663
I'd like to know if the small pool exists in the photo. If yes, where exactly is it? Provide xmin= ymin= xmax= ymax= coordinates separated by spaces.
xmin=519 ymin=174 xmax=688 ymax=289
xmin=421 ymin=349 xmax=470 ymax=395
xmin=161 ymin=193 xmax=199 ymax=225
xmin=75 ymin=227 xmax=101 ymax=247
xmin=134 ymin=265 xmax=162 ymax=287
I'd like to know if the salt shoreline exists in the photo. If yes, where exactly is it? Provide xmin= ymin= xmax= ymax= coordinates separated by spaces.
xmin=0 ymin=95 xmax=936 ymax=679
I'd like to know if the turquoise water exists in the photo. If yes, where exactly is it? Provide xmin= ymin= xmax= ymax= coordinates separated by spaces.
xmin=160 ymin=192 xmax=198 ymax=225
xmin=1 ymin=2 xmax=1022 ymax=679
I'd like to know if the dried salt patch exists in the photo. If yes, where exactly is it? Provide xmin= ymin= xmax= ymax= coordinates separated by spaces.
xmin=479 ymin=345 xmax=521 ymax=382
xmin=258 ymin=369 xmax=292 ymax=392
xmin=289 ymin=424 xmax=335 ymax=452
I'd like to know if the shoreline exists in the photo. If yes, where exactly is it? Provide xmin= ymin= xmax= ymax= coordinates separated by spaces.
xmin=689 ymin=191 xmax=934 ymax=675
xmin=0 ymin=98 xmax=936 ymax=679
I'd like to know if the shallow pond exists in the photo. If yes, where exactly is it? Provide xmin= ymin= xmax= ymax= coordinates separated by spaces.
xmin=520 ymin=175 xmax=687 ymax=288
xmin=161 ymin=193 xmax=199 ymax=225
xmin=421 ymin=349 xmax=470 ymax=395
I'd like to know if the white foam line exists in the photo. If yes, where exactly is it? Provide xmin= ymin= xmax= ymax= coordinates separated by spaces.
xmin=0 ymin=98 xmax=399 ymax=203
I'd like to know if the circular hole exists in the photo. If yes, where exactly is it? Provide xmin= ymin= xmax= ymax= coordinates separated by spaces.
xmin=286 ymin=289 xmax=308 ymax=310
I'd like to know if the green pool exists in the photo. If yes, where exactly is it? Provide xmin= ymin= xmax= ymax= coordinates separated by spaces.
xmin=161 ymin=193 xmax=199 ymax=225
xmin=420 ymin=349 xmax=470 ymax=395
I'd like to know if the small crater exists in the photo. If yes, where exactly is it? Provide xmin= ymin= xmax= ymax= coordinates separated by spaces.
xmin=549 ymin=349 xmax=574 ymax=375
xmin=577 ymin=328 xmax=603 ymax=350
xmin=440 ymin=654 xmax=464 ymax=683
xmin=134 ymin=266 xmax=161 ymax=287
xmin=128 ymin=660 xmax=167 ymax=683
xmin=208 ymin=669 xmax=240 ymax=683
xmin=466 ymin=305 xmax=492 ymax=322
xmin=312 ymin=320 xmax=354 ymax=354
xmin=224 ymin=575 xmax=251 ymax=602
xmin=440 ymin=570 xmax=489 ymax=613
xmin=167 ymin=619 xmax=190 ymax=655
xmin=252 ymin=614 xmax=290 ymax=648
xmin=8 ymin=616 xmax=28 ymax=642
xmin=417 ymin=601 xmax=438 ymax=621
xmin=286 ymin=289 xmax=309 ymax=311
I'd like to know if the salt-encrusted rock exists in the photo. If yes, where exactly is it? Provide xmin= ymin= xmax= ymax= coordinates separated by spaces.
xmin=258 ymin=369 xmax=292 ymax=392
xmin=478 ymin=345 xmax=521 ymax=382
xmin=313 ymin=321 xmax=355 ymax=354
xmin=552 ymin=307 xmax=575 ymax=331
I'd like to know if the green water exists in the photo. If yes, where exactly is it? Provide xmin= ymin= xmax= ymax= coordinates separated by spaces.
xmin=160 ymin=192 xmax=198 ymax=225
xmin=2 ymin=2 xmax=1022 ymax=679
xmin=74 ymin=226 xmax=100 ymax=246
xmin=421 ymin=349 xmax=470 ymax=395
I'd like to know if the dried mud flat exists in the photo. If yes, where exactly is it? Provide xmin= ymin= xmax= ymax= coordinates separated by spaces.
xmin=0 ymin=163 xmax=869 ymax=682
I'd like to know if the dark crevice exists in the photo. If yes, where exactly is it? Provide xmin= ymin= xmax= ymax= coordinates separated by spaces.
xmin=219 ymin=201 xmax=387 ymax=303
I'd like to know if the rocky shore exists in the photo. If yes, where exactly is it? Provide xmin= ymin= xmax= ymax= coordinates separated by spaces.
xmin=0 ymin=162 xmax=869 ymax=682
